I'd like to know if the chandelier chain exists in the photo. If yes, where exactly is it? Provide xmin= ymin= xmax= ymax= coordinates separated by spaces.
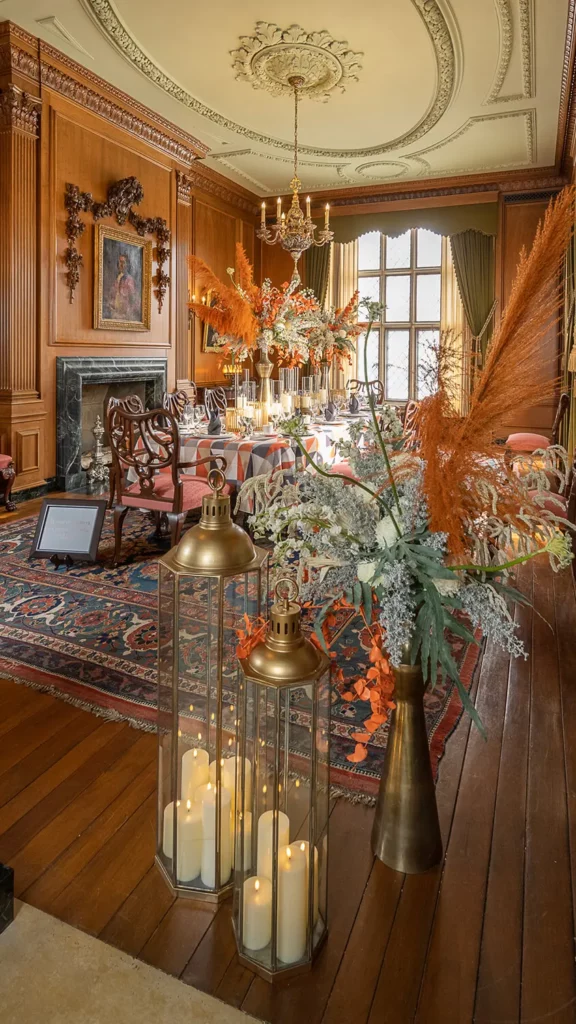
xmin=293 ymin=82 xmax=299 ymax=181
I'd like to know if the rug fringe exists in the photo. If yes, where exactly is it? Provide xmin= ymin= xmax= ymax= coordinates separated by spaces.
xmin=2 ymin=672 xmax=157 ymax=734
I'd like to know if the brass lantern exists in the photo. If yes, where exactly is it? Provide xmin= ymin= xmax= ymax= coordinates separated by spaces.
xmin=156 ymin=469 xmax=268 ymax=902
xmin=233 ymin=579 xmax=331 ymax=981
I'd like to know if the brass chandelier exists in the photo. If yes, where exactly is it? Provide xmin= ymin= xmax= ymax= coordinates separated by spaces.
xmin=257 ymin=75 xmax=334 ymax=268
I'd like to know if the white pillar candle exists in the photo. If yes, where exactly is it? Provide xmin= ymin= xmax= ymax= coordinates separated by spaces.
xmin=176 ymin=799 xmax=203 ymax=882
xmin=298 ymin=841 xmax=319 ymax=925
xmin=257 ymin=810 xmax=290 ymax=881
xmin=181 ymin=747 xmax=209 ymax=801
xmin=318 ymin=389 xmax=328 ymax=405
xmin=200 ymin=784 xmax=232 ymax=888
xmin=281 ymin=392 xmax=292 ymax=413
xmin=300 ymin=394 xmax=311 ymax=411
xmin=277 ymin=845 xmax=308 ymax=964
xmin=242 ymin=876 xmax=272 ymax=951
xmin=162 ymin=799 xmax=181 ymax=859
xmin=236 ymin=810 xmax=253 ymax=872
xmin=209 ymin=756 xmax=252 ymax=812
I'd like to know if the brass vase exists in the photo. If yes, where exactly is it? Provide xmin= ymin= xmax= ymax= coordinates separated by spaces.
xmin=371 ymin=648 xmax=443 ymax=874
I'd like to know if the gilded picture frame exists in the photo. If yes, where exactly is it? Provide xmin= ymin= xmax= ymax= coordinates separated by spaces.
xmin=201 ymin=290 xmax=220 ymax=352
xmin=94 ymin=224 xmax=152 ymax=331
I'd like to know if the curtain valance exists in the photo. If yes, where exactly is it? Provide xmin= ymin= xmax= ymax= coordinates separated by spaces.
xmin=315 ymin=202 xmax=498 ymax=244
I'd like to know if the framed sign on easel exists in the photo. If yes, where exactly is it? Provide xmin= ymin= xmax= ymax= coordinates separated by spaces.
xmin=29 ymin=498 xmax=107 ymax=569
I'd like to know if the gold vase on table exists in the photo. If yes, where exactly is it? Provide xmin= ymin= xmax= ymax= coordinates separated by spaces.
xmin=371 ymin=646 xmax=443 ymax=874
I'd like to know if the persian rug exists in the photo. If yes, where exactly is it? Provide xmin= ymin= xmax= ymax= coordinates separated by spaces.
xmin=0 ymin=512 xmax=481 ymax=804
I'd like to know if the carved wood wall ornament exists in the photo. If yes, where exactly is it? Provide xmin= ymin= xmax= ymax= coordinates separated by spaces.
xmin=0 ymin=84 xmax=41 ymax=136
xmin=63 ymin=175 xmax=171 ymax=309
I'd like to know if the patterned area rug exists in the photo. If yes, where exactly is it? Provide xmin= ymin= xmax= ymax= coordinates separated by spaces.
xmin=0 ymin=512 xmax=481 ymax=804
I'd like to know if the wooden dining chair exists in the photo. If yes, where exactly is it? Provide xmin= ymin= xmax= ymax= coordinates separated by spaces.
xmin=107 ymin=404 xmax=229 ymax=564
xmin=176 ymin=379 xmax=198 ymax=406
xmin=162 ymin=389 xmax=189 ymax=422
xmin=505 ymin=392 xmax=570 ymax=453
xmin=105 ymin=394 xmax=145 ymax=509
xmin=348 ymin=379 xmax=385 ymax=405
xmin=205 ymin=387 xmax=228 ymax=415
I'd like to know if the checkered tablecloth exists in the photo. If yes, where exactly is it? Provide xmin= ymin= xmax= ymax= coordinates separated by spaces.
xmin=179 ymin=426 xmax=345 ymax=512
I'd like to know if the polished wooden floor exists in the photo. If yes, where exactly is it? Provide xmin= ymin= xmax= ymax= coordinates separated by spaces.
xmin=1 ymin=497 xmax=575 ymax=1022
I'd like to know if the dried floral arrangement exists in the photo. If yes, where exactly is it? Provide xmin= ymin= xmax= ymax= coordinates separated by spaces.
xmin=244 ymin=187 xmax=576 ymax=754
xmin=188 ymin=243 xmax=360 ymax=367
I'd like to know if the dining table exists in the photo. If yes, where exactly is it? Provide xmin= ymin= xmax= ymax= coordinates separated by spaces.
xmin=175 ymin=420 xmax=352 ymax=512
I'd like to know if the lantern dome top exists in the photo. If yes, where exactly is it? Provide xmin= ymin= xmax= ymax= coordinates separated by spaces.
xmin=240 ymin=579 xmax=329 ymax=685
xmin=160 ymin=469 xmax=265 ymax=576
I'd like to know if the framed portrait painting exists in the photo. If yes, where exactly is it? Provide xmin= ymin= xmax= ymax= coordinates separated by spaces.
xmin=94 ymin=225 xmax=152 ymax=331
xmin=201 ymin=290 xmax=221 ymax=352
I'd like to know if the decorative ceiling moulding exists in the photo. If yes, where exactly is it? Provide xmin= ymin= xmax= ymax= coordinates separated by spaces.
xmin=555 ymin=0 xmax=576 ymax=169
xmin=0 ymin=22 xmax=207 ymax=165
xmin=82 ymin=0 xmax=457 ymax=158
xmin=0 ymin=83 xmax=41 ymax=135
xmin=185 ymin=166 xmax=260 ymax=216
xmin=230 ymin=23 xmax=363 ymax=103
xmin=305 ymin=167 xmax=565 ymax=209
xmin=486 ymin=0 xmax=534 ymax=104
xmin=406 ymin=109 xmax=536 ymax=172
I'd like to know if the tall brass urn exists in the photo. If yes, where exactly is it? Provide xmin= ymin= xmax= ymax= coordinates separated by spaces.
xmin=371 ymin=647 xmax=442 ymax=874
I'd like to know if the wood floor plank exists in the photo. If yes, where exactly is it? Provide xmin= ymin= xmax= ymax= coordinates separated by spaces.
xmin=240 ymin=800 xmax=375 ymax=1024
xmin=0 ymin=720 xmax=123 ymax=839
xmin=140 ymin=899 xmax=217 ymax=977
xmin=0 ymin=708 xmax=96 ymax=809
xmin=473 ymin=569 xmax=532 ymax=1024
xmin=554 ymin=568 xmax=576 ymax=968
xmin=15 ymin=737 xmax=156 ymax=899
xmin=413 ymin=640 xmax=510 ymax=1024
xmin=0 ymin=724 xmax=138 ymax=863
xmin=180 ymin=902 xmax=238 ymax=994
xmin=367 ymin=656 xmax=479 ymax=1024
xmin=0 ymin=690 xmax=58 ymax=748
xmin=49 ymin=792 xmax=156 ymax=935
xmin=321 ymin=859 xmax=403 ymax=1024
xmin=98 ymin=865 xmax=175 ymax=958
xmin=521 ymin=563 xmax=575 ymax=1024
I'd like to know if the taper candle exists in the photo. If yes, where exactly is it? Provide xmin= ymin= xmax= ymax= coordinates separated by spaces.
xmin=261 ymin=201 xmax=266 ymax=227
xmin=276 ymin=197 xmax=281 ymax=223
xmin=306 ymin=196 xmax=311 ymax=219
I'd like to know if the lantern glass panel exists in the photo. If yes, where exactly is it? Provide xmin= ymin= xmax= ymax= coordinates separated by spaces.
xmin=234 ymin=667 xmax=330 ymax=975
xmin=157 ymin=562 xmax=267 ymax=896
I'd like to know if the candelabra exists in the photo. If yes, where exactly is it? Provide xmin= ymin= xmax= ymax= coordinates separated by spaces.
xmin=87 ymin=414 xmax=109 ymax=488
xmin=257 ymin=76 xmax=333 ymax=270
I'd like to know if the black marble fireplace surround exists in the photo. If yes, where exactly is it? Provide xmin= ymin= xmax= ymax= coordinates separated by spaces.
xmin=56 ymin=357 xmax=167 ymax=490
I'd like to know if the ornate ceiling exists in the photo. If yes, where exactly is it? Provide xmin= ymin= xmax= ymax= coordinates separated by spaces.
xmin=2 ymin=0 xmax=570 ymax=194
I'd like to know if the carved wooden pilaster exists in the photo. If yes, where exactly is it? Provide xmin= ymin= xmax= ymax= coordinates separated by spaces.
xmin=0 ymin=83 xmax=46 ymax=487
xmin=176 ymin=171 xmax=193 ymax=381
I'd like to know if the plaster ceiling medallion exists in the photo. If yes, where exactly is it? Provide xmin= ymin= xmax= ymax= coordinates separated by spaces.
xmin=230 ymin=22 xmax=363 ymax=103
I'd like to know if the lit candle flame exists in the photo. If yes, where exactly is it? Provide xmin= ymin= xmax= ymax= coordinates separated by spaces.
xmin=207 ymin=782 xmax=212 ymax=791
xmin=300 ymin=842 xmax=306 ymax=852
xmin=255 ymin=879 xmax=260 ymax=892
xmin=193 ymin=749 xmax=198 ymax=759
xmin=286 ymin=847 xmax=292 ymax=860
xmin=186 ymin=799 xmax=191 ymax=811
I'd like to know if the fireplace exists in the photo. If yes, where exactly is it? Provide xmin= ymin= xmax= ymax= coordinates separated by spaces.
xmin=56 ymin=357 xmax=167 ymax=490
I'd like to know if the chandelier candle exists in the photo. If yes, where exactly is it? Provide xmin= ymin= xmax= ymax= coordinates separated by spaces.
xmin=234 ymin=579 xmax=331 ymax=981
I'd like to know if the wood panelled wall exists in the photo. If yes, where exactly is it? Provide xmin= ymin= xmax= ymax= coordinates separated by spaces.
xmin=495 ymin=195 xmax=560 ymax=438
xmin=0 ymin=20 xmax=259 ymax=494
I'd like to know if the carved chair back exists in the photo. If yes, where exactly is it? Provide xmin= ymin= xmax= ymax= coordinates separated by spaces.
xmin=176 ymin=379 xmax=197 ymax=406
xmin=106 ymin=394 xmax=145 ymax=416
xmin=205 ymin=387 xmax=228 ymax=415
xmin=107 ymin=406 xmax=183 ymax=509
xmin=347 ymin=378 xmax=385 ymax=405
xmin=162 ymin=389 xmax=189 ymax=422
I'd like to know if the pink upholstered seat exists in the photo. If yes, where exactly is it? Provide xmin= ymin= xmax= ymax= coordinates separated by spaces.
xmin=327 ymin=460 xmax=357 ymax=479
xmin=505 ymin=432 xmax=551 ymax=452
xmin=0 ymin=454 xmax=13 ymax=470
xmin=124 ymin=474 xmax=231 ymax=511
xmin=528 ymin=490 xmax=568 ymax=518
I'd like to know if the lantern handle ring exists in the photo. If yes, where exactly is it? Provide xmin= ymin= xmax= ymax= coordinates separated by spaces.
xmin=274 ymin=576 xmax=299 ymax=611
xmin=207 ymin=467 xmax=226 ymax=494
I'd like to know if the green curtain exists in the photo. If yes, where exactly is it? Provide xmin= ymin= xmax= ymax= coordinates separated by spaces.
xmin=314 ymin=202 xmax=498 ymax=245
xmin=449 ymin=230 xmax=496 ymax=367
xmin=305 ymin=245 xmax=330 ymax=306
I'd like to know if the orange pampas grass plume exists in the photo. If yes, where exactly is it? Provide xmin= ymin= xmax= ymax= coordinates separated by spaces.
xmin=416 ymin=185 xmax=575 ymax=556
xmin=188 ymin=245 xmax=259 ymax=348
